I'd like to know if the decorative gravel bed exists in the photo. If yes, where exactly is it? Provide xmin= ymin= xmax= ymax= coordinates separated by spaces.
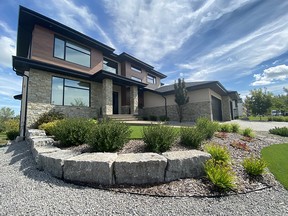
xmin=63 ymin=131 xmax=288 ymax=197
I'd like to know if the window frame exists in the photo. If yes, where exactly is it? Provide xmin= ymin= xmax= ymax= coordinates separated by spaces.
xmin=131 ymin=76 xmax=142 ymax=82
xmin=147 ymin=74 xmax=156 ymax=84
xmin=131 ymin=65 xmax=142 ymax=73
xmin=103 ymin=57 xmax=119 ymax=74
xmin=51 ymin=76 xmax=91 ymax=107
xmin=53 ymin=36 xmax=91 ymax=68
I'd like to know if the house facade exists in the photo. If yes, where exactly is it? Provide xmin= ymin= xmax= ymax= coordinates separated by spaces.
xmin=13 ymin=6 xmax=241 ymax=138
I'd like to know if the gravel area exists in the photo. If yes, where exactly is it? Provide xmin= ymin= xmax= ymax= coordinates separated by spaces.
xmin=1 ymin=134 xmax=288 ymax=215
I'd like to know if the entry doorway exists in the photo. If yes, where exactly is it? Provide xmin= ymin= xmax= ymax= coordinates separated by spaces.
xmin=113 ymin=91 xmax=119 ymax=114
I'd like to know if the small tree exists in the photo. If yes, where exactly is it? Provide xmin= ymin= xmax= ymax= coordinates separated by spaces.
xmin=174 ymin=78 xmax=189 ymax=122
xmin=0 ymin=107 xmax=15 ymax=121
xmin=245 ymin=88 xmax=272 ymax=120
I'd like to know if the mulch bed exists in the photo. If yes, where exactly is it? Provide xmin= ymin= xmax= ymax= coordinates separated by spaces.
xmin=60 ymin=132 xmax=288 ymax=197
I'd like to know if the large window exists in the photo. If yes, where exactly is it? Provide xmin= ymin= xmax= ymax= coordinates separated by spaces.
xmin=131 ymin=65 xmax=142 ymax=73
xmin=54 ymin=37 xmax=91 ymax=67
xmin=51 ymin=77 xmax=90 ymax=107
xmin=131 ymin=76 xmax=142 ymax=82
xmin=103 ymin=57 xmax=118 ymax=74
xmin=147 ymin=74 xmax=156 ymax=84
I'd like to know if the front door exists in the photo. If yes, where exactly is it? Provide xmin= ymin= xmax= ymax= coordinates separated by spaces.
xmin=113 ymin=91 xmax=119 ymax=114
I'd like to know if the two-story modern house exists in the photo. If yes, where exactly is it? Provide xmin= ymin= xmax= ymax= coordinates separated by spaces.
xmin=13 ymin=6 xmax=241 ymax=138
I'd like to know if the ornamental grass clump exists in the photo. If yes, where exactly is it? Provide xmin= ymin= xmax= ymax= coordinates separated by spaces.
xmin=51 ymin=118 xmax=95 ymax=147
xmin=204 ymin=159 xmax=236 ymax=192
xmin=230 ymin=123 xmax=240 ymax=133
xmin=87 ymin=119 xmax=131 ymax=152
xmin=180 ymin=126 xmax=204 ymax=149
xmin=204 ymin=143 xmax=230 ymax=164
xmin=143 ymin=124 xmax=178 ymax=153
xmin=219 ymin=123 xmax=232 ymax=133
xmin=269 ymin=126 xmax=288 ymax=137
xmin=242 ymin=128 xmax=255 ymax=138
xmin=242 ymin=156 xmax=267 ymax=176
xmin=195 ymin=117 xmax=219 ymax=139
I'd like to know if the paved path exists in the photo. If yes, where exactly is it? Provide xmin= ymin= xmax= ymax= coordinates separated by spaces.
xmin=230 ymin=120 xmax=288 ymax=131
xmin=1 ymin=141 xmax=288 ymax=215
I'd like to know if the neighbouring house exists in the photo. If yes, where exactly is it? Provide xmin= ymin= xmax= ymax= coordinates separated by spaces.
xmin=13 ymin=6 xmax=242 ymax=138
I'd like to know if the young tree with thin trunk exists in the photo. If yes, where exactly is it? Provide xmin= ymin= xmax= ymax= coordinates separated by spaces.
xmin=174 ymin=78 xmax=189 ymax=122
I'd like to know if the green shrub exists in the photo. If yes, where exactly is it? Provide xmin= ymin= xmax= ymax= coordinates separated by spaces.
xmin=242 ymin=156 xmax=267 ymax=176
xmin=230 ymin=123 xmax=240 ymax=133
xmin=142 ymin=116 xmax=149 ymax=121
xmin=51 ymin=118 xmax=95 ymax=147
xmin=196 ymin=117 xmax=219 ymax=139
xmin=149 ymin=115 xmax=158 ymax=121
xmin=35 ymin=110 xmax=64 ymax=128
xmin=204 ymin=143 xmax=230 ymax=163
xmin=86 ymin=120 xmax=131 ymax=152
xmin=180 ymin=126 xmax=204 ymax=149
xmin=39 ymin=120 xmax=60 ymax=136
xmin=159 ymin=115 xmax=170 ymax=121
xmin=242 ymin=128 xmax=255 ymax=138
xmin=4 ymin=119 xmax=19 ymax=140
xmin=268 ymin=116 xmax=288 ymax=122
xmin=6 ymin=130 xmax=19 ymax=140
xmin=143 ymin=124 xmax=178 ymax=153
xmin=269 ymin=127 xmax=288 ymax=137
xmin=204 ymin=159 xmax=236 ymax=192
xmin=219 ymin=123 xmax=232 ymax=132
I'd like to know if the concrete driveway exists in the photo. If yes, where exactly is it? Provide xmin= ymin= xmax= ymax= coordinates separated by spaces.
xmin=230 ymin=119 xmax=288 ymax=131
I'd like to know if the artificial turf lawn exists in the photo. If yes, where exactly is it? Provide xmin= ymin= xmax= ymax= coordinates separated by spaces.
xmin=261 ymin=143 xmax=288 ymax=190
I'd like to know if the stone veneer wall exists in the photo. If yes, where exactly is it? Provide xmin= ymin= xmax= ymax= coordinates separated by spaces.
xmin=26 ymin=69 xmax=102 ymax=128
xmin=221 ymin=96 xmax=232 ymax=121
xmin=102 ymin=79 xmax=113 ymax=115
xmin=143 ymin=101 xmax=211 ymax=121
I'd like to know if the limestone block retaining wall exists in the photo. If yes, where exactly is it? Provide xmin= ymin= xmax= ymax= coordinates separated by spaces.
xmin=27 ymin=129 xmax=211 ymax=186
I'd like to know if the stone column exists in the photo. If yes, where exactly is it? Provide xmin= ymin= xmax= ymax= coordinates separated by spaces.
xmin=130 ymin=85 xmax=138 ymax=115
xmin=222 ymin=96 xmax=231 ymax=121
xmin=102 ymin=79 xmax=113 ymax=115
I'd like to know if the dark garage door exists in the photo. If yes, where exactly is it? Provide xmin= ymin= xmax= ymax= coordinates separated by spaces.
xmin=211 ymin=96 xmax=222 ymax=121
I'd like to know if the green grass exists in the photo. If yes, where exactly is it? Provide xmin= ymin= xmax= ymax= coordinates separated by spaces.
xmin=129 ymin=125 xmax=180 ymax=139
xmin=261 ymin=143 xmax=288 ymax=189
xmin=248 ymin=116 xmax=269 ymax=121
xmin=0 ymin=132 xmax=8 ymax=146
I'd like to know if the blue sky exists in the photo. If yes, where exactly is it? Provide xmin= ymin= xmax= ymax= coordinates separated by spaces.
xmin=1 ymin=0 xmax=288 ymax=115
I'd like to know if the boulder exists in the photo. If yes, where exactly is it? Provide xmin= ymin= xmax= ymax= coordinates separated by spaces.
xmin=114 ymin=153 xmax=167 ymax=185
xmin=63 ymin=153 xmax=117 ymax=185
xmin=162 ymin=150 xmax=211 ymax=182
xmin=38 ymin=150 xmax=80 ymax=178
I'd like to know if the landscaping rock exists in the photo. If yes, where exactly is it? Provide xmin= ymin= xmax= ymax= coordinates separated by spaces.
xmin=162 ymin=150 xmax=211 ymax=182
xmin=63 ymin=153 xmax=117 ymax=185
xmin=26 ymin=129 xmax=46 ymax=138
xmin=32 ymin=145 xmax=61 ymax=167
xmin=38 ymin=150 xmax=80 ymax=178
xmin=114 ymin=153 xmax=167 ymax=185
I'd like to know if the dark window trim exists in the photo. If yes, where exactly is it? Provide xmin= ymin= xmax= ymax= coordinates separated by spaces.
xmin=131 ymin=64 xmax=142 ymax=73
xmin=147 ymin=74 xmax=156 ymax=84
xmin=53 ymin=35 xmax=91 ymax=68
xmin=103 ymin=57 xmax=119 ymax=74
xmin=131 ymin=76 xmax=142 ymax=82
xmin=51 ymin=76 xmax=91 ymax=107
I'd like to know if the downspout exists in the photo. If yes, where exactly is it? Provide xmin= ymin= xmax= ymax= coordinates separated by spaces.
xmin=13 ymin=68 xmax=29 ymax=139
xmin=161 ymin=94 xmax=167 ymax=118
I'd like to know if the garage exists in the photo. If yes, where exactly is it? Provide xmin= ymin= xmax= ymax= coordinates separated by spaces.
xmin=211 ymin=96 xmax=222 ymax=121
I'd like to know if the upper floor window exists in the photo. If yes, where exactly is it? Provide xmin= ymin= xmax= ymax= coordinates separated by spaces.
xmin=131 ymin=76 xmax=142 ymax=82
xmin=131 ymin=65 xmax=141 ymax=73
xmin=147 ymin=74 xmax=156 ymax=84
xmin=103 ymin=57 xmax=118 ymax=74
xmin=51 ymin=77 xmax=90 ymax=107
xmin=54 ymin=37 xmax=91 ymax=67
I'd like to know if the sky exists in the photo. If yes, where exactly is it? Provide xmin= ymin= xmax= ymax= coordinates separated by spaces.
xmin=0 ymin=0 xmax=288 ymax=115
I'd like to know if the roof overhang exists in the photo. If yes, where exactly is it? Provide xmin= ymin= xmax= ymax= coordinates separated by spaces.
xmin=17 ymin=6 xmax=115 ymax=58
xmin=14 ymin=94 xmax=22 ymax=100
xmin=228 ymin=91 xmax=241 ymax=101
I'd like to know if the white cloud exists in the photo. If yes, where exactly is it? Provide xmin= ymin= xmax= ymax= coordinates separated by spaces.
xmin=0 ymin=36 xmax=16 ymax=68
xmin=102 ymin=0 xmax=250 ymax=64
xmin=0 ymin=21 xmax=16 ymax=39
xmin=251 ymin=64 xmax=288 ymax=86
xmin=35 ymin=0 xmax=115 ymax=48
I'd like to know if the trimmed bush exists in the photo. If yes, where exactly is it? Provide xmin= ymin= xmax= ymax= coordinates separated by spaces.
xmin=219 ymin=123 xmax=232 ymax=132
xmin=268 ymin=116 xmax=288 ymax=122
xmin=35 ymin=110 xmax=64 ymax=128
xmin=205 ymin=159 xmax=236 ymax=192
xmin=159 ymin=115 xmax=170 ymax=122
xmin=269 ymin=127 xmax=288 ymax=137
xmin=230 ymin=123 xmax=240 ymax=133
xmin=143 ymin=124 xmax=178 ymax=153
xmin=204 ymin=143 xmax=230 ymax=163
xmin=149 ymin=115 xmax=158 ymax=121
xmin=196 ymin=117 xmax=219 ymax=139
xmin=180 ymin=126 xmax=204 ymax=149
xmin=51 ymin=118 xmax=95 ymax=147
xmin=6 ymin=130 xmax=19 ymax=140
xmin=4 ymin=119 xmax=19 ymax=140
xmin=142 ymin=116 xmax=149 ymax=121
xmin=39 ymin=120 xmax=60 ymax=136
xmin=242 ymin=128 xmax=255 ymax=138
xmin=86 ymin=120 xmax=131 ymax=152
xmin=242 ymin=156 xmax=267 ymax=176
